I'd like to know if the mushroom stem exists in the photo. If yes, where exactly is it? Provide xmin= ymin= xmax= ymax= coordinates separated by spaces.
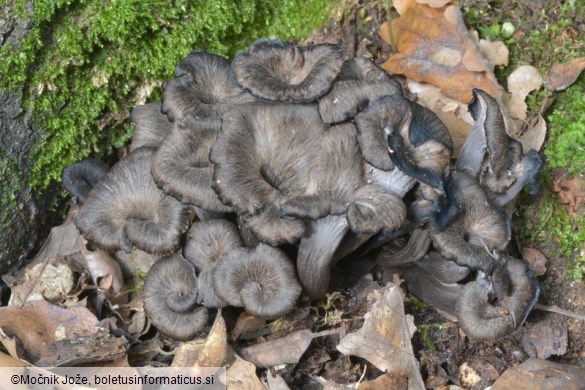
xmin=297 ymin=215 xmax=351 ymax=299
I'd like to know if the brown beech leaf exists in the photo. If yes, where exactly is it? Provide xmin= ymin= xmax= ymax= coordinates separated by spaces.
xmin=231 ymin=312 xmax=267 ymax=342
xmin=336 ymin=284 xmax=425 ymax=389
xmin=544 ymin=57 xmax=585 ymax=91
xmin=31 ymin=222 xmax=83 ymax=263
xmin=227 ymin=354 xmax=267 ymax=390
xmin=381 ymin=0 xmax=503 ymax=103
xmin=238 ymin=328 xmax=339 ymax=368
xmin=478 ymin=38 xmax=509 ymax=70
xmin=172 ymin=310 xmax=228 ymax=368
xmin=553 ymin=175 xmax=585 ymax=216
xmin=492 ymin=358 xmax=585 ymax=390
xmin=0 ymin=300 xmax=126 ymax=365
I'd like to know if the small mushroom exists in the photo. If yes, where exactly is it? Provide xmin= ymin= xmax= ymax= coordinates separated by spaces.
xmin=62 ymin=158 xmax=108 ymax=204
xmin=162 ymin=50 xmax=255 ymax=122
xmin=212 ymin=243 xmax=302 ymax=318
xmin=75 ymin=147 xmax=190 ymax=255
xmin=129 ymin=102 xmax=173 ymax=151
xmin=210 ymin=103 xmax=325 ymax=245
xmin=151 ymin=116 xmax=231 ymax=212
xmin=183 ymin=219 xmax=244 ymax=308
xmin=232 ymin=38 xmax=343 ymax=102
xmin=142 ymin=253 xmax=208 ymax=341
xmin=336 ymin=56 xmax=397 ymax=82
xmin=456 ymin=256 xmax=539 ymax=341
xmin=430 ymin=170 xmax=509 ymax=273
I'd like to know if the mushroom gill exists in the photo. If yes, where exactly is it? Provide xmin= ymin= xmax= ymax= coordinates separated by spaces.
xmin=129 ymin=102 xmax=173 ymax=151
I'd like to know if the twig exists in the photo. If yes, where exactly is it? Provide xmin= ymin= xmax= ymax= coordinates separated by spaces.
xmin=534 ymin=303 xmax=585 ymax=321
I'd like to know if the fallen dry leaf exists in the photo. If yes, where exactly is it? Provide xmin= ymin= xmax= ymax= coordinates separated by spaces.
xmin=478 ymin=39 xmax=509 ymax=70
xmin=226 ymin=354 xmax=267 ymax=390
xmin=238 ymin=328 xmax=339 ymax=368
xmin=336 ymin=284 xmax=425 ymax=389
xmin=458 ymin=362 xmax=482 ymax=389
xmin=0 ymin=350 xmax=27 ymax=367
xmin=521 ymin=314 xmax=568 ymax=359
xmin=31 ymin=222 xmax=82 ymax=263
xmin=0 ymin=300 xmax=126 ymax=365
xmin=231 ymin=312 xmax=267 ymax=342
xmin=552 ymin=174 xmax=585 ymax=215
xmin=492 ymin=358 xmax=585 ymax=390
xmin=358 ymin=373 xmax=408 ymax=389
xmin=516 ymin=114 xmax=547 ymax=153
xmin=172 ymin=310 xmax=228 ymax=368
xmin=74 ymin=238 xmax=125 ymax=298
xmin=381 ymin=0 xmax=503 ymax=103
xmin=0 ymin=328 xmax=23 ymax=361
xmin=521 ymin=248 xmax=547 ymax=276
xmin=544 ymin=57 xmax=585 ymax=91
xmin=416 ymin=0 xmax=453 ymax=7
xmin=264 ymin=370 xmax=291 ymax=390
xmin=506 ymin=65 xmax=543 ymax=120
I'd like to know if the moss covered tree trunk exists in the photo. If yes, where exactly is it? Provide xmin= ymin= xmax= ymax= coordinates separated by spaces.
xmin=1 ymin=1 xmax=62 ymax=274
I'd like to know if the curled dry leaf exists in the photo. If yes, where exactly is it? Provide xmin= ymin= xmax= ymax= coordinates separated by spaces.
xmin=227 ymin=354 xmax=267 ymax=390
xmin=172 ymin=310 xmax=228 ymax=368
xmin=505 ymin=65 xmax=543 ymax=120
xmin=516 ymin=114 xmax=547 ymax=153
xmin=478 ymin=38 xmax=509 ymax=70
xmin=381 ymin=0 xmax=503 ymax=103
xmin=0 ymin=300 xmax=125 ymax=365
xmin=544 ymin=57 xmax=585 ymax=91
xmin=552 ymin=175 xmax=585 ymax=216
xmin=238 ymin=329 xmax=339 ymax=368
xmin=9 ymin=259 xmax=75 ymax=306
xmin=75 ymin=238 xmax=125 ymax=298
xmin=336 ymin=284 xmax=425 ymax=389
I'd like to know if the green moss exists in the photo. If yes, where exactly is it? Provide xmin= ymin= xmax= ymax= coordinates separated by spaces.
xmin=0 ymin=153 xmax=23 ymax=226
xmin=545 ymin=75 xmax=585 ymax=175
xmin=416 ymin=323 xmax=446 ymax=352
xmin=1 ymin=0 xmax=335 ymax=190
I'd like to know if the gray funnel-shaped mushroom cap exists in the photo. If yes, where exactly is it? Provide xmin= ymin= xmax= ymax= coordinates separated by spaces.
xmin=143 ymin=253 xmax=208 ymax=341
xmin=151 ymin=117 xmax=231 ymax=212
xmin=213 ymin=243 xmax=302 ymax=318
xmin=233 ymin=38 xmax=343 ymax=103
xmin=75 ymin=147 xmax=190 ymax=255
xmin=430 ymin=170 xmax=509 ymax=273
xmin=162 ymin=50 xmax=255 ymax=122
xmin=183 ymin=220 xmax=244 ymax=308
xmin=129 ymin=102 xmax=173 ymax=151
xmin=62 ymin=158 xmax=108 ymax=205
xmin=336 ymin=56 xmax=396 ymax=81
xmin=210 ymin=103 xmax=324 ymax=245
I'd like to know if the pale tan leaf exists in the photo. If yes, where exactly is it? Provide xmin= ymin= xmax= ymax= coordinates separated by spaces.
xmin=238 ymin=329 xmax=339 ymax=368
xmin=478 ymin=39 xmax=509 ymax=70
xmin=265 ymin=370 xmax=291 ymax=390
xmin=416 ymin=0 xmax=453 ymax=7
xmin=75 ymin=238 xmax=125 ymax=298
xmin=0 ymin=350 xmax=27 ymax=367
xmin=9 ymin=259 xmax=75 ymax=306
xmin=544 ymin=57 xmax=585 ymax=91
xmin=172 ymin=310 xmax=228 ymax=368
xmin=227 ymin=354 xmax=267 ymax=390
xmin=516 ymin=114 xmax=547 ymax=152
xmin=336 ymin=284 xmax=424 ymax=389
xmin=506 ymin=65 xmax=543 ymax=120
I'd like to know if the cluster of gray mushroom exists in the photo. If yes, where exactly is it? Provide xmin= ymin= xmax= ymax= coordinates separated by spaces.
xmin=63 ymin=38 xmax=542 ymax=342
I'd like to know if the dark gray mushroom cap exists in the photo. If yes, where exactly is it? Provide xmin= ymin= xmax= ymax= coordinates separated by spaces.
xmin=210 ymin=103 xmax=324 ymax=245
xmin=151 ymin=116 xmax=231 ymax=212
xmin=233 ymin=38 xmax=343 ymax=102
xmin=336 ymin=56 xmax=396 ymax=82
xmin=129 ymin=102 xmax=173 ymax=151
xmin=62 ymin=158 xmax=108 ymax=205
xmin=212 ymin=243 xmax=302 ymax=318
xmin=75 ymin=147 xmax=190 ymax=255
xmin=318 ymin=79 xmax=403 ymax=124
xmin=347 ymin=184 xmax=407 ymax=234
xmin=430 ymin=170 xmax=509 ymax=273
xmin=183 ymin=220 xmax=244 ymax=308
xmin=142 ymin=253 xmax=208 ymax=341
xmin=162 ymin=50 xmax=255 ymax=122
xmin=354 ymin=94 xmax=413 ymax=171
